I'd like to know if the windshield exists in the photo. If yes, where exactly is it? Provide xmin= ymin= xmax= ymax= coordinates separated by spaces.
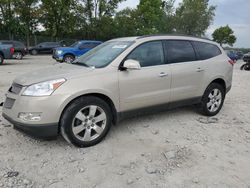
xmin=70 ymin=41 xmax=80 ymax=47
xmin=71 ymin=41 xmax=134 ymax=68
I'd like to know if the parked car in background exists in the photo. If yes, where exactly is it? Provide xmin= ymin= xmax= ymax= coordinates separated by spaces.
xmin=226 ymin=50 xmax=238 ymax=61
xmin=0 ymin=40 xmax=27 ymax=60
xmin=236 ymin=51 xmax=244 ymax=59
xmin=29 ymin=42 xmax=64 ymax=55
xmin=2 ymin=35 xmax=233 ymax=147
xmin=0 ymin=43 xmax=15 ymax=64
xmin=243 ymin=52 xmax=250 ymax=62
xmin=53 ymin=40 xmax=102 ymax=63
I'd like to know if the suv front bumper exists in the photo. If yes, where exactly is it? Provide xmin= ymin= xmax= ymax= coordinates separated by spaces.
xmin=2 ymin=113 xmax=58 ymax=139
xmin=2 ymin=89 xmax=66 ymax=139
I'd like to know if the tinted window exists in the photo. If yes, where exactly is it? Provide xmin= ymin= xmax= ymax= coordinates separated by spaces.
xmin=13 ymin=41 xmax=25 ymax=48
xmin=126 ymin=41 xmax=165 ymax=67
xmin=165 ymin=40 xmax=196 ymax=64
xmin=192 ymin=41 xmax=221 ymax=60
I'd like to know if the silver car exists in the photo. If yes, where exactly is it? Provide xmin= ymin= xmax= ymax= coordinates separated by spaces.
xmin=2 ymin=35 xmax=234 ymax=147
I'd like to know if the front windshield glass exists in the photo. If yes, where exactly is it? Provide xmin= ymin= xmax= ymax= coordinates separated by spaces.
xmin=70 ymin=41 xmax=80 ymax=47
xmin=72 ymin=41 xmax=134 ymax=68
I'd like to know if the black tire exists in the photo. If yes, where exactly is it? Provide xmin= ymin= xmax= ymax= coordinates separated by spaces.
xmin=13 ymin=52 xmax=23 ymax=60
xmin=200 ymin=83 xmax=225 ymax=116
xmin=31 ymin=49 xmax=38 ymax=55
xmin=60 ymin=96 xmax=112 ymax=147
xmin=0 ymin=54 xmax=3 ymax=65
xmin=63 ymin=55 xmax=75 ymax=63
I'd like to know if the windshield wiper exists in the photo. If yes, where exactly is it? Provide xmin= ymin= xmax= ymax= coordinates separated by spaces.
xmin=72 ymin=61 xmax=90 ymax=67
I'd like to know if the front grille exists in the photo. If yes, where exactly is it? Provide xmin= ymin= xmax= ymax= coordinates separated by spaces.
xmin=4 ymin=98 xmax=15 ymax=109
xmin=9 ymin=83 xmax=23 ymax=95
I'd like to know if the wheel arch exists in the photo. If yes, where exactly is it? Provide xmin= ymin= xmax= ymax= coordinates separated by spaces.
xmin=63 ymin=53 xmax=75 ymax=58
xmin=209 ymin=78 xmax=226 ymax=93
xmin=0 ymin=51 xmax=4 ymax=58
xmin=59 ymin=93 xmax=118 ymax=133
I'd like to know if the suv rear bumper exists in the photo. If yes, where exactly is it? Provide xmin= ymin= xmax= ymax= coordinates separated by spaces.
xmin=2 ymin=113 xmax=58 ymax=139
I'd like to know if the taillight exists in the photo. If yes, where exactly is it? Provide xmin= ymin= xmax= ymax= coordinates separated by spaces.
xmin=228 ymin=59 xmax=236 ymax=66
xmin=10 ymin=47 xmax=15 ymax=54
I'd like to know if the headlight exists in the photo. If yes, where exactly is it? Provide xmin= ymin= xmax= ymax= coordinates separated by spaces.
xmin=22 ymin=78 xmax=66 ymax=96
xmin=57 ymin=50 xmax=63 ymax=55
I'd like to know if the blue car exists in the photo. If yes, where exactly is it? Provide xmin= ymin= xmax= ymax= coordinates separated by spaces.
xmin=53 ymin=40 xmax=102 ymax=63
xmin=226 ymin=50 xmax=239 ymax=61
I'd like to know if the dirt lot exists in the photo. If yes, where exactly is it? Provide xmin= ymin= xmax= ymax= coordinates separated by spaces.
xmin=0 ymin=56 xmax=250 ymax=188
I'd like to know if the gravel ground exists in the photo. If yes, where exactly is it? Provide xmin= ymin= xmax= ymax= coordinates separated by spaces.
xmin=0 ymin=56 xmax=250 ymax=188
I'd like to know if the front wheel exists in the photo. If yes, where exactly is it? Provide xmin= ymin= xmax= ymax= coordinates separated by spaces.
xmin=60 ymin=96 xmax=112 ymax=147
xmin=13 ymin=52 xmax=23 ymax=60
xmin=63 ymin=55 xmax=75 ymax=63
xmin=200 ymin=83 xmax=225 ymax=116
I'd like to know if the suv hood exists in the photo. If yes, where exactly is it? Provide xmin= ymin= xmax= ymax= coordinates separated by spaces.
xmin=14 ymin=63 xmax=94 ymax=86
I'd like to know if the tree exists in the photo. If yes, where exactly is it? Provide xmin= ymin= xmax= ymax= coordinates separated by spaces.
xmin=14 ymin=0 xmax=39 ymax=47
xmin=40 ymin=0 xmax=79 ymax=39
xmin=174 ymin=0 xmax=216 ymax=36
xmin=212 ymin=25 xmax=236 ymax=47
xmin=0 ymin=0 xmax=21 ymax=39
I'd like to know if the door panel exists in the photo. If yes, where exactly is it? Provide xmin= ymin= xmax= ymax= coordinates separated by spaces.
xmin=118 ymin=41 xmax=171 ymax=111
xmin=164 ymin=40 xmax=205 ymax=102
xmin=170 ymin=61 xmax=205 ymax=101
xmin=119 ymin=66 xmax=171 ymax=111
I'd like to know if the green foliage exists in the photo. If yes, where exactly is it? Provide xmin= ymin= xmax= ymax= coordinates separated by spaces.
xmin=212 ymin=25 xmax=237 ymax=47
xmin=0 ymin=0 xmax=217 ymax=45
xmin=174 ymin=0 xmax=216 ymax=36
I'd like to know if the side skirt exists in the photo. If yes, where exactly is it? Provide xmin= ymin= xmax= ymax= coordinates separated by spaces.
xmin=117 ymin=97 xmax=202 ymax=122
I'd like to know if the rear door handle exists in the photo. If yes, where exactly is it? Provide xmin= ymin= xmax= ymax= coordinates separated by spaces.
xmin=158 ymin=72 xmax=168 ymax=77
xmin=196 ymin=68 xmax=204 ymax=72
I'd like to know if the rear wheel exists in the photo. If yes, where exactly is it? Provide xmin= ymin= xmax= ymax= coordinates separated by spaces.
xmin=60 ymin=96 xmax=112 ymax=147
xmin=63 ymin=55 xmax=75 ymax=63
xmin=0 ymin=54 xmax=3 ymax=65
xmin=200 ymin=83 xmax=225 ymax=116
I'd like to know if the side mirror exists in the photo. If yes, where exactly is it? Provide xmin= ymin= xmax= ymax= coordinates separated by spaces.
xmin=123 ymin=59 xmax=141 ymax=70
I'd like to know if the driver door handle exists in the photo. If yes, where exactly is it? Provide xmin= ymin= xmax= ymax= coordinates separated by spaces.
xmin=158 ymin=72 xmax=168 ymax=77
xmin=196 ymin=68 xmax=204 ymax=72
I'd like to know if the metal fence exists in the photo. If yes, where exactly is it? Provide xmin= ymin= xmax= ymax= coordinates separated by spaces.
xmin=0 ymin=33 xmax=79 ymax=47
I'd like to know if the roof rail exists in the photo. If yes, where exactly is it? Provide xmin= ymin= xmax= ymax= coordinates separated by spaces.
xmin=137 ymin=34 xmax=213 ymax=42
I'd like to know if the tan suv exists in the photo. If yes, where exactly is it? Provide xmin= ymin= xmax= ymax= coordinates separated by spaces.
xmin=2 ymin=35 xmax=234 ymax=147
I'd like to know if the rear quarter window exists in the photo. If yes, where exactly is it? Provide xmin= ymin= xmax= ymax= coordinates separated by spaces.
xmin=192 ymin=41 xmax=222 ymax=60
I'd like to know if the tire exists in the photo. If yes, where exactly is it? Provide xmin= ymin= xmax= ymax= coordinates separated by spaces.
xmin=63 ymin=55 xmax=75 ymax=63
xmin=13 ymin=52 xmax=23 ymax=60
xmin=60 ymin=96 xmax=112 ymax=147
xmin=0 ymin=54 xmax=3 ymax=65
xmin=31 ymin=49 xmax=38 ymax=55
xmin=200 ymin=83 xmax=225 ymax=116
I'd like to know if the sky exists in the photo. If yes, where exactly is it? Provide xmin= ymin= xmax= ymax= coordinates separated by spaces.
xmin=119 ymin=0 xmax=250 ymax=48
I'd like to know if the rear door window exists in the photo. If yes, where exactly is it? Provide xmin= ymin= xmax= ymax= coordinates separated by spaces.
xmin=192 ymin=41 xmax=222 ymax=60
xmin=164 ymin=40 xmax=196 ymax=64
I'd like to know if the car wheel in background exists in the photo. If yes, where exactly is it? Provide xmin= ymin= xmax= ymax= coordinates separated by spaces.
xmin=63 ymin=55 xmax=75 ymax=63
xmin=60 ymin=96 xmax=112 ymax=147
xmin=13 ymin=52 xmax=23 ymax=60
xmin=31 ymin=49 xmax=38 ymax=55
xmin=200 ymin=83 xmax=225 ymax=116
xmin=0 ymin=54 xmax=3 ymax=65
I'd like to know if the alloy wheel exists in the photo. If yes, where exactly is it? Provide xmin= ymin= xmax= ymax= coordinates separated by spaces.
xmin=206 ymin=88 xmax=222 ymax=112
xmin=71 ymin=105 xmax=107 ymax=142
